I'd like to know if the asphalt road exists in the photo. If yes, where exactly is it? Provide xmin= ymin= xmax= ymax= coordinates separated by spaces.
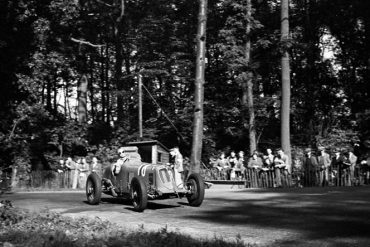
xmin=2 ymin=185 xmax=370 ymax=246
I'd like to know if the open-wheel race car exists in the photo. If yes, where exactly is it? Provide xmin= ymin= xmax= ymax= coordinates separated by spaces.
xmin=85 ymin=146 xmax=205 ymax=212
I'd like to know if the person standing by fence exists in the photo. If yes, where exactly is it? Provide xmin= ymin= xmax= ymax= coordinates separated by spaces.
xmin=228 ymin=151 xmax=238 ymax=180
xmin=247 ymin=151 xmax=264 ymax=187
xmin=332 ymin=149 xmax=345 ymax=186
xmin=318 ymin=146 xmax=331 ymax=186
xmin=215 ymin=152 xmax=229 ymax=180
xmin=263 ymin=148 xmax=275 ymax=187
xmin=65 ymin=157 xmax=78 ymax=189
xmin=90 ymin=157 xmax=102 ymax=177
xmin=274 ymin=148 xmax=290 ymax=187
xmin=347 ymin=149 xmax=358 ymax=186
xmin=235 ymin=151 xmax=246 ymax=179
xmin=303 ymin=148 xmax=318 ymax=186
xmin=78 ymin=158 xmax=89 ymax=189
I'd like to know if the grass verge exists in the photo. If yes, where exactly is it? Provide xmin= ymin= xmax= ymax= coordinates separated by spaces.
xmin=0 ymin=200 xmax=252 ymax=247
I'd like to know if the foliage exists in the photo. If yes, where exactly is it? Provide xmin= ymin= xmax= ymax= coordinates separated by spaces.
xmin=0 ymin=201 xmax=25 ymax=227
xmin=1 ymin=0 xmax=370 ymax=179
xmin=0 ymin=205 xmax=251 ymax=247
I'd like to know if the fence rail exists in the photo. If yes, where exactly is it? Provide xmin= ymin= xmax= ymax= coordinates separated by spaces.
xmin=2 ymin=167 xmax=370 ymax=191
xmin=201 ymin=167 xmax=370 ymax=188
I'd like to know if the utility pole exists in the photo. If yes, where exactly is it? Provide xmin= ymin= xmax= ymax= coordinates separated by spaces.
xmin=138 ymin=73 xmax=143 ymax=138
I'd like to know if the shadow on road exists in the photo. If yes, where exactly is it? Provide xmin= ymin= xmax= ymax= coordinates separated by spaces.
xmin=186 ymin=186 xmax=370 ymax=243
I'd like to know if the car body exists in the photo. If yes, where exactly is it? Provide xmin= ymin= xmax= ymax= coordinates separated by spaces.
xmin=86 ymin=146 xmax=205 ymax=211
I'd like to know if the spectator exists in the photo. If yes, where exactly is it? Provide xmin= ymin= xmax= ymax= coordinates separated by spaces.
xmin=78 ymin=158 xmax=89 ymax=189
xmin=65 ymin=157 xmax=78 ymax=189
xmin=274 ymin=148 xmax=289 ymax=187
xmin=91 ymin=157 xmax=102 ymax=177
xmin=234 ymin=151 xmax=245 ymax=178
xmin=57 ymin=159 xmax=65 ymax=173
xmin=331 ymin=149 xmax=346 ymax=186
xmin=317 ymin=146 xmax=331 ymax=186
xmin=360 ymin=155 xmax=370 ymax=184
xmin=216 ymin=152 xmax=229 ymax=170
xmin=248 ymin=151 xmax=263 ymax=170
xmin=303 ymin=148 xmax=318 ymax=186
xmin=238 ymin=151 xmax=248 ymax=177
xmin=263 ymin=148 xmax=275 ymax=169
xmin=228 ymin=151 xmax=238 ymax=168
xmin=346 ymin=149 xmax=358 ymax=186
xmin=227 ymin=151 xmax=238 ymax=180
xmin=292 ymin=155 xmax=304 ymax=187
xmin=215 ymin=152 xmax=229 ymax=180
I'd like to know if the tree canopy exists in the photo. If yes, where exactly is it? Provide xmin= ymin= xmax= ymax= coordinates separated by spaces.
xmin=1 ymin=0 xmax=369 ymax=173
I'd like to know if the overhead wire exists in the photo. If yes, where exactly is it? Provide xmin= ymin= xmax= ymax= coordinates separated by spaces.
xmin=140 ymin=83 xmax=186 ymax=141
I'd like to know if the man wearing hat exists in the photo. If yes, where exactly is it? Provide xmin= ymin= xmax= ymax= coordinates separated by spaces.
xmin=331 ymin=148 xmax=345 ymax=186
xmin=346 ymin=148 xmax=358 ymax=186
xmin=273 ymin=148 xmax=290 ymax=187
xmin=317 ymin=146 xmax=331 ymax=186
xmin=303 ymin=148 xmax=318 ymax=186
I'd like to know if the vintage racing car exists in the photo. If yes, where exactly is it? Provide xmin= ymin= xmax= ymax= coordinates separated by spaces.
xmin=85 ymin=146 xmax=205 ymax=211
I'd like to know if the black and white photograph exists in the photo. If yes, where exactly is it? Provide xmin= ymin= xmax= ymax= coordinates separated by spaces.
xmin=1 ymin=0 xmax=370 ymax=246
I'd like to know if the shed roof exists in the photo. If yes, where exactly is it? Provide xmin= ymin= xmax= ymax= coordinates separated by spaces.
xmin=126 ymin=140 xmax=169 ymax=152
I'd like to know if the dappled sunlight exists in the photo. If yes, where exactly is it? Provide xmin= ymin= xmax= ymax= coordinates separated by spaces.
xmin=187 ymin=187 xmax=370 ymax=242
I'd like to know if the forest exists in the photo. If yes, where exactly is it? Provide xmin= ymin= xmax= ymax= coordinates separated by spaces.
xmin=0 ymin=0 xmax=369 ymax=177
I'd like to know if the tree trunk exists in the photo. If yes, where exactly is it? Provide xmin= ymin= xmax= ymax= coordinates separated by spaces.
xmin=244 ymin=0 xmax=256 ymax=154
xmin=190 ymin=0 xmax=208 ymax=174
xmin=106 ymin=45 xmax=111 ymax=124
xmin=53 ymin=75 xmax=57 ymax=115
xmin=115 ymin=38 xmax=124 ymax=124
xmin=78 ymin=75 xmax=88 ymax=123
xmin=281 ymin=0 xmax=291 ymax=163
xmin=114 ymin=0 xmax=125 ymax=125
xmin=100 ymin=46 xmax=106 ymax=122
xmin=89 ymin=57 xmax=95 ymax=122
xmin=46 ymin=78 xmax=52 ymax=111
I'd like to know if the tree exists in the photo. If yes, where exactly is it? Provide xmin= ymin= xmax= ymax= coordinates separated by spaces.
xmin=280 ymin=0 xmax=291 ymax=161
xmin=243 ymin=0 xmax=256 ymax=154
xmin=190 ymin=0 xmax=208 ymax=174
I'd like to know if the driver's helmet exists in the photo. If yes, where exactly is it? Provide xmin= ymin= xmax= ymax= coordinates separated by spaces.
xmin=118 ymin=147 xmax=125 ymax=155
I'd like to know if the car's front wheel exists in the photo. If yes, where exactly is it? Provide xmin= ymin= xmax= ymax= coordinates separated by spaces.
xmin=130 ymin=177 xmax=148 ymax=212
xmin=86 ymin=173 xmax=102 ymax=205
xmin=186 ymin=173 xmax=205 ymax=207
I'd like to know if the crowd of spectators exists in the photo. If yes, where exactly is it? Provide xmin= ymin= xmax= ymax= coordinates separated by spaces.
xmin=209 ymin=146 xmax=370 ymax=187
xmin=57 ymin=156 xmax=102 ymax=189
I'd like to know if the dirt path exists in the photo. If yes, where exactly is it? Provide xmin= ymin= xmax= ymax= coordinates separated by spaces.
xmin=2 ymin=185 xmax=370 ymax=246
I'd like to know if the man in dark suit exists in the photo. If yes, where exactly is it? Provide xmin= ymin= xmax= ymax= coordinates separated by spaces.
xmin=331 ymin=149 xmax=345 ymax=186
xmin=303 ymin=148 xmax=318 ymax=186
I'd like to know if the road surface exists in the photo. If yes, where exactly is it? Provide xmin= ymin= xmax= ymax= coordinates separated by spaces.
xmin=2 ymin=185 xmax=370 ymax=246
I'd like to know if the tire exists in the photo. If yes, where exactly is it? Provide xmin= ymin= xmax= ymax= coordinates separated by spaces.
xmin=86 ymin=173 xmax=102 ymax=205
xmin=186 ymin=173 xmax=205 ymax=207
xmin=130 ymin=177 xmax=148 ymax=212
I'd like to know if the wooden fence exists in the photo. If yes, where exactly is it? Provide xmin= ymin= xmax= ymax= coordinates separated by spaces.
xmin=2 ymin=167 xmax=370 ymax=191
xmin=15 ymin=171 xmax=77 ymax=190
xmin=202 ymin=167 xmax=370 ymax=188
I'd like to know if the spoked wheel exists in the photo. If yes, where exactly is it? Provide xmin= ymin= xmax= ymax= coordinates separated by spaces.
xmin=130 ymin=177 xmax=148 ymax=212
xmin=86 ymin=173 xmax=102 ymax=205
xmin=186 ymin=173 xmax=205 ymax=207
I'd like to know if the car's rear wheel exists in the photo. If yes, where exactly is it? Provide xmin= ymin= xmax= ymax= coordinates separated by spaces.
xmin=86 ymin=173 xmax=102 ymax=205
xmin=130 ymin=177 xmax=148 ymax=212
xmin=186 ymin=173 xmax=205 ymax=207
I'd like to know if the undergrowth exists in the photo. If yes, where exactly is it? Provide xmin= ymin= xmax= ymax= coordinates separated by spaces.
xmin=0 ymin=200 xmax=252 ymax=247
